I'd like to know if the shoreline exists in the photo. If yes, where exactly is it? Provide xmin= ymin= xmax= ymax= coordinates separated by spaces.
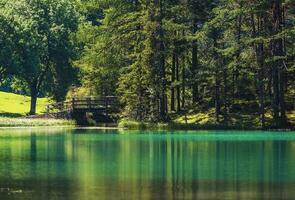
xmin=118 ymin=121 xmax=295 ymax=132
xmin=0 ymin=117 xmax=293 ymax=131
xmin=0 ymin=117 xmax=75 ymax=128
xmin=0 ymin=125 xmax=74 ymax=129
xmin=0 ymin=125 xmax=293 ymax=132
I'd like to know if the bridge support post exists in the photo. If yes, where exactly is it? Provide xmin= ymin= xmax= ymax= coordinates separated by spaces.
xmin=87 ymin=97 xmax=91 ymax=110
xmin=72 ymin=111 xmax=88 ymax=125
xmin=72 ymin=98 xmax=75 ymax=110
xmin=105 ymin=97 xmax=108 ymax=117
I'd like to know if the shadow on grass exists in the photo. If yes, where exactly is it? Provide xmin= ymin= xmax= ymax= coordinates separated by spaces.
xmin=0 ymin=112 xmax=24 ymax=118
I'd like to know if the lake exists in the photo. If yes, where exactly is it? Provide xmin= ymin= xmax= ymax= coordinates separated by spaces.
xmin=0 ymin=128 xmax=295 ymax=200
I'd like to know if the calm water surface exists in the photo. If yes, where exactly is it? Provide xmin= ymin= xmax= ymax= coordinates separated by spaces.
xmin=0 ymin=128 xmax=295 ymax=200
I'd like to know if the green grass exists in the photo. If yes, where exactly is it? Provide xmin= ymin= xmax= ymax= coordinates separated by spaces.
xmin=118 ymin=119 xmax=169 ymax=130
xmin=119 ymin=109 xmax=295 ymax=130
xmin=0 ymin=117 xmax=75 ymax=127
xmin=0 ymin=91 xmax=75 ymax=127
xmin=288 ymin=110 xmax=295 ymax=125
xmin=0 ymin=91 xmax=49 ymax=117
xmin=118 ymin=119 xmax=239 ymax=130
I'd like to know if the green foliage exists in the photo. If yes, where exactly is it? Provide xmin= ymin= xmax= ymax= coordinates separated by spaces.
xmin=75 ymin=0 xmax=294 ymax=129
xmin=0 ymin=0 xmax=80 ymax=114
xmin=0 ymin=0 xmax=294 ymax=129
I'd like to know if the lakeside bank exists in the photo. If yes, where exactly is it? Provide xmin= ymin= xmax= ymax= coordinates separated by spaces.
xmin=0 ymin=117 xmax=75 ymax=127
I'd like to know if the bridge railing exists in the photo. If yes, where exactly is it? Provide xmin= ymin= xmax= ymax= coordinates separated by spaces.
xmin=46 ymin=96 xmax=118 ymax=113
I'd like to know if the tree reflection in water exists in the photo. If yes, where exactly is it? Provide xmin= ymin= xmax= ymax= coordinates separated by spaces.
xmin=0 ymin=129 xmax=294 ymax=200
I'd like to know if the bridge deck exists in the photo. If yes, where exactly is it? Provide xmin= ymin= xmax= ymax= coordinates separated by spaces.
xmin=46 ymin=96 xmax=118 ymax=115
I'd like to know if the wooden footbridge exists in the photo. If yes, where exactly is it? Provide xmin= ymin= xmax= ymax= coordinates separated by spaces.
xmin=46 ymin=96 xmax=118 ymax=124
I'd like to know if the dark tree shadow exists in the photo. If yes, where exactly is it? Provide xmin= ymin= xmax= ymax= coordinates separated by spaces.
xmin=0 ymin=112 xmax=24 ymax=118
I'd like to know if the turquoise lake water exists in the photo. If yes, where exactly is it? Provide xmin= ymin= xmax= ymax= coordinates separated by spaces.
xmin=0 ymin=128 xmax=295 ymax=200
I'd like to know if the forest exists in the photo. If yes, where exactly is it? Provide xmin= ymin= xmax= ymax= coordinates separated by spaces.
xmin=0 ymin=0 xmax=294 ymax=129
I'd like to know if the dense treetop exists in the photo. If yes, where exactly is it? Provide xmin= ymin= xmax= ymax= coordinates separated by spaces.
xmin=0 ymin=0 xmax=294 ymax=128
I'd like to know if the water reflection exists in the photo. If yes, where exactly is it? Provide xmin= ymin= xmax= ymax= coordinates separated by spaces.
xmin=0 ymin=129 xmax=295 ymax=200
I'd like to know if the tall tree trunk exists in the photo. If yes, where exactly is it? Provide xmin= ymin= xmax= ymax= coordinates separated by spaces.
xmin=271 ymin=2 xmax=280 ymax=126
xmin=29 ymin=81 xmax=38 ymax=115
xmin=215 ymin=68 xmax=221 ymax=123
xmin=232 ymin=14 xmax=242 ymax=107
xmin=158 ymin=36 xmax=166 ymax=120
xmin=279 ymin=69 xmax=287 ymax=126
xmin=272 ymin=63 xmax=280 ymax=126
xmin=191 ymin=40 xmax=198 ymax=104
xmin=272 ymin=0 xmax=287 ymax=127
xmin=279 ymin=4 xmax=287 ymax=126
xmin=151 ymin=0 xmax=167 ymax=121
xmin=159 ymin=47 xmax=166 ymax=120
xmin=258 ymin=43 xmax=266 ymax=129
xmin=176 ymin=55 xmax=181 ymax=112
xmin=182 ymin=56 xmax=185 ymax=109
xmin=213 ymin=35 xmax=221 ymax=123
xmin=171 ymin=52 xmax=176 ymax=112
xmin=28 ymin=59 xmax=49 ymax=115
xmin=223 ymin=58 xmax=228 ymax=125
xmin=252 ymin=14 xmax=266 ymax=129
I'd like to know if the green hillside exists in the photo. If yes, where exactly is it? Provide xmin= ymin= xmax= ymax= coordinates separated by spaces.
xmin=0 ymin=91 xmax=49 ymax=117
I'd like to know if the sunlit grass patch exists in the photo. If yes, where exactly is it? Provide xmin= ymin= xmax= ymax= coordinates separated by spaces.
xmin=288 ymin=111 xmax=295 ymax=125
xmin=0 ymin=117 xmax=75 ymax=127
xmin=118 ymin=119 xmax=169 ymax=130
xmin=0 ymin=91 xmax=50 ymax=117
xmin=174 ymin=113 xmax=211 ymax=125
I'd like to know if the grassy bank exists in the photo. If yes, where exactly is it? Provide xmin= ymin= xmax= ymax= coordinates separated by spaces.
xmin=0 ymin=117 xmax=75 ymax=127
xmin=119 ymin=110 xmax=295 ymax=130
xmin=0 ymin=91 xmax=49 ymax=117
xmin=118 ymin=120 xmax=257 ymax=130
xmin=0 ymin=92 xmax=75 ymax=127
xmin=119 ymin=119 xmax=169 ymax=130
